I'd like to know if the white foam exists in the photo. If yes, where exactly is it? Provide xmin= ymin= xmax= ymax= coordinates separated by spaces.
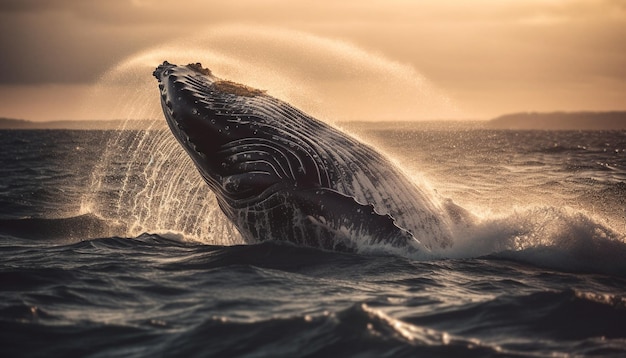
xmin=430 ymin=205 xmax=626 ymax=274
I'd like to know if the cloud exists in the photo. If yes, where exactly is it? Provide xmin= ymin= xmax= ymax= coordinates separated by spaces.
xmin=0 ymin=0 xmax=624 ymax=119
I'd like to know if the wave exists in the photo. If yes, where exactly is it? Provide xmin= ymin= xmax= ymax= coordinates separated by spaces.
xmin=2 ymin=207 xmax=623 ymax=276
xmin=3 ymin=233 xmax=624 ymax=357
xmin=0 ymin=301 xmax=504 ymax=357
xmin=433 ymin=206 xmax=626 ymax=276
xmin=4 ymin=283 xmax=621 ymax=357
xmin=409 ymin=289 xmax=626 ymax=349
xmin=331 ymin=202 xmax=626 ymax=276
xmin=0 ymin=214 xmax=126 ymax=242
xmin=150 ymin=303 xmax=509 ymax=358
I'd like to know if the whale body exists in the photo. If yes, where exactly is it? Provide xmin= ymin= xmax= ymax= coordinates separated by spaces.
xmin=153 ymin=61 xmax=464 ymax=252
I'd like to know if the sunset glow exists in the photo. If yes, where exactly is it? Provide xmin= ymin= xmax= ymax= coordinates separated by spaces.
xmin=0 ymin=0 xmax=624 ymax=121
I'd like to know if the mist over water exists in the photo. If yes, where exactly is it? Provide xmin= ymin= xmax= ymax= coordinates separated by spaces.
xmin=81 ymin=26 xmax=462 ymax=245
xmin=78 ymin=27 xmax=626 ymax=273
xmin=84 ymin=25 xmax=459 ymax=123
xmin=80 ymin=127 xmax=242 ymax=244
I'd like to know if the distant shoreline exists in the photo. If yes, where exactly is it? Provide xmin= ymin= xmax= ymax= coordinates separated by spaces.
xmin=2 ymin=111 xmax=626 ymax=130
xmin=486 ymin=111 xmax=626 ymax=130
xmin=0 ymin=118 xmax=163 ymax=130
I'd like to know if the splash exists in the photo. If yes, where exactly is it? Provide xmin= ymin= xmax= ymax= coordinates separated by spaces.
xmin=79 ymin=26 xmax=625 ymax=276
xmin=441 ymin=206 xmax=626 ymax=274
xmin=81 ymin=25 xmax=460 ymax=123
xmin=80 ymin=26 xmax=459 ymax=244
xmin=80 ymin=125 xmax=241 ymax=244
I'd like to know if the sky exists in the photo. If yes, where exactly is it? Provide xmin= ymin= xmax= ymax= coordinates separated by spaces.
xmin=0 ymin=0 xmax=625 ymax=121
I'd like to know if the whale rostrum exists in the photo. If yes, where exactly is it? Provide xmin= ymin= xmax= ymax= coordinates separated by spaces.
xmin=154 ymin=61 xmax=468 ymax=253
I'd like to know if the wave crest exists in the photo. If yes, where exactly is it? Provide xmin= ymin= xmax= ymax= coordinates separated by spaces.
xmin=432 ymin=206 xmax=626 ymax=275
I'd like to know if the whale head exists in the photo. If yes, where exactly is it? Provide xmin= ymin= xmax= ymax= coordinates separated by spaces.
xmin=153 ymin=61 xmax=285 ymax=204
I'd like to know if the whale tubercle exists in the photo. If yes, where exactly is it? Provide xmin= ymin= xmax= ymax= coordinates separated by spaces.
xmin=213 ymin=80 xmax=266 ymax=97
xmin=186 ymin=62 xmax=212 ymax=76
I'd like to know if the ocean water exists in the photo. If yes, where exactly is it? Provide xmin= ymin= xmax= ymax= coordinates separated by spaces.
xmin=1 ymin=125 xmax=625 ymax=357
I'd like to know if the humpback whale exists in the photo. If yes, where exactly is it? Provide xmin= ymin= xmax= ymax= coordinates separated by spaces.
xmin=153 ymin=61 xmax=465 ymax=252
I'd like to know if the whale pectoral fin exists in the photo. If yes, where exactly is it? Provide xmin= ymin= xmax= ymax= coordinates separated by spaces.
xmin=291 ymin=188 xmax=424 ymax=252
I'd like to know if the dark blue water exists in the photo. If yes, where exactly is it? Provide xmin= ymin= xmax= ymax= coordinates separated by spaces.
xmin=1 ymin=127 xmax=625 ymax=357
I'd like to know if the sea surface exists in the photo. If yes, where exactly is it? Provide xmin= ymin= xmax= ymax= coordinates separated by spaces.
xmin=1 ymin=124 xmax=625 ymax=357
